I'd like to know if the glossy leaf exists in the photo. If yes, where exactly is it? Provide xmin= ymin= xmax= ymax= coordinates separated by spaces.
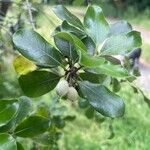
xmin=91 ymin=64 xmax=129 ymax=78
xmin=54 ymin=32 xmax=87 ymax=52
xmin=53 ymin=5 xmax=84 ymax=30
xmin=13 ymin=29 xmax=61 ymax=67
xmin=14 ymin=116 xmax=50 ymax=137
xmin=0 ymin=134 xmax=17 ymax=150
xmin=80 ymin=52 xmax=105 ymax=67
xmin=84 ymin=5 xmax=109 ymax=46
xmin=19 ymin=70 xmax=60 ymax=97
xmin=0 ymin=97 xmax=31 ymax=133
xmin=54 ymin=33 xmax=79 ymax=62
xmin=109 ymin=20 xmax=132 ymax=35
xmin=14 ymin=96 xmax=32 ymax=124
xmin=101 ymin=55 xmax=121 ymax=65
xmin=0 ymin=100 xmax=19 ymax=127
xmin=13 ymin=55 xmax=37 ymax=75
xmin=101 ymin=31 xmax=142 ymax=55
xmin=54 ymin=32 xmax=102 ymax=66
xmin=60 ymin=20 xmax=85 ymax=38
xmin=79 ymin=72 xmax=106 ymax=83
xmin=82 ymin=36 xmax=96 ymax=55
xmin=79 ymin=81 xmax=125 ymax=117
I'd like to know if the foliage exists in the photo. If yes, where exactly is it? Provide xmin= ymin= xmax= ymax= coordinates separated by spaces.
xmin=0 ymin=4 xmax=150 ymax=150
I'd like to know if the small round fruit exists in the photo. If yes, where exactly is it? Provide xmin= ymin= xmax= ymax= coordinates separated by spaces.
xmin=56 ymin=79 xmax=69 ymax=97
xmin=67 ymin=87 xmax=78 ymax=101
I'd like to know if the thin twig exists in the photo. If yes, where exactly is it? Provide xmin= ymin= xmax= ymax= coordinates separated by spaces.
xmin=25 ymin=0 xmax=36 ymax=30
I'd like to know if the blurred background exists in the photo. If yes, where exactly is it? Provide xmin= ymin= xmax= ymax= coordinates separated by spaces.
xmin=0 ymin=0 xmax=150 ymax=149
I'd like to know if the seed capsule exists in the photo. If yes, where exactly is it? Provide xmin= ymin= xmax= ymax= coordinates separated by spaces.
xmin=56 ymin=79 xmax=69 ymax=97
xmin=67 ymin=86 xmax=78 ymax=101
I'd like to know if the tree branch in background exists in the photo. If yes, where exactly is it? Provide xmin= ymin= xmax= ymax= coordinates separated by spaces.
xmin=0 ymin=0 xmax=11 ymax=23
xmin=25 ymin=0 xmax=36 ymax=30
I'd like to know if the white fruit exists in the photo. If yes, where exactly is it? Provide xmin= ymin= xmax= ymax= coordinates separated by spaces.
xmin=67 ymin=87 xmax=78 ymax=101
xmin=56 ymin=79 xmax=69 ymax=97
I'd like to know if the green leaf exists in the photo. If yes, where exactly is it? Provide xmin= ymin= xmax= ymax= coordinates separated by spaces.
xmin=109 ymin=20 xmax=132 ymax=35
xmin=73 ymin=0 xmax=84 ymax=6
xmin=0 ymin=134 xmax=17 ymax=150
xmin=53 ymin=5 xmax=84 ymax=30
xmin=33 ymin=131 xmax=61 ymax=146
xmin=79 ymin=72 xmax=106 ymax=83
xmin=60 ymin=20 xmax=85 ymax=38
xmin=80 ymin=52 xmax=105 ymax=67
xmin=54 ymin=32 xmax=87 ymax=52
xmin=0 ymin=100 xmax=19 ymax=127
xmin=52 ymin=116 xmax=65 ymax=129
xmin=112 ymin=78 xmax=121 ymax=92
xmin=54 ymin=33 xmax=79 ymax=62
xmin=13 ymin=55 xmax=37 ymax=75
xmin=85 ymin=107 xmax=95 ymax=119
xmin=0 ymin=97 xmax=32 ymax=133
xmin=87 ymin=64 xmax=129 ymax=78
xmin=14 ymin=116 xmax=50 ymax=137
xmin=78 ymin=98 xmax=89 ymax=109
xmin=14 ymin=96 xmax=32 ymax=125
xmin=82 ymin=36 xmax=96 ymax=55
xmin=101 ymin=55 xmax=121 ymax=65
xmin=101 ymin=31 xmax=142 ymax=55
xmin=54 ymin=32 xmax=102 ymax=66
xmin=33 ymin=132 xmax=53 ymax=146
xmin=84 ymin=5 xmax=109 ymax=46
xmin=19 ymin=70 xmax=60 ymax=97
xmin=17 ymin=142 xmax=24 ymax=150
xmin=79 ymin=81 xmax=125 ymax=118
xmin=13 ymin=29 xmax=61 ymax=67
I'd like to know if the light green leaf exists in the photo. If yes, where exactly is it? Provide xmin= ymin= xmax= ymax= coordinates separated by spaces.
xmin=101 ymin=31 xmax=142 ymax=55
xmin=53 ymin=5 xmax=84 ymax=30
xmin=109 ymin=20 xmax=132 ymax=35
xmin=80 ymin=52 xmax=105 ymax=67
xmin=19 ymin=70 xmax=60 ymax=97
xmin=91 ymin=64 xmax=129 ymax=78
xmin=13 ymin=55 xmax=37 ymax=75
xmin=0 ymin=100 xmax=19 ymax=127
xmin=13 ymin=96 xmax=32 ymax=125
xmin=84 ymin=5 xmax=110 ymax=46
xmin=14 ymin=116 xmax=50 ymax=137
xmin=79 ymin=81 xmax=125 ymax=117
xmin=0 ymin=97 xmax=32 ymax=133
xmin=101 ymin=55 xmax=121 ymax=65
xmin=13 ymin=29 xmax=61 ymax=67
xmin=0 ymin=134 xmax=17 ymax=150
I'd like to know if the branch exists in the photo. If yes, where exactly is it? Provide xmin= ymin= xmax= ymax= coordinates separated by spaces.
xmin=25 ymin=0 xmax=36 ymax=30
